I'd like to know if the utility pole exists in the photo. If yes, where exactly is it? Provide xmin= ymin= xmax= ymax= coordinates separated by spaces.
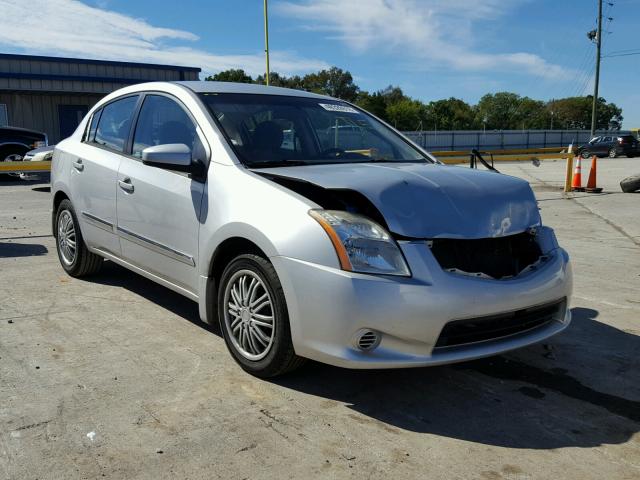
xmin=263 ymin=0 xmax=270 ymax=85
xmin=590 ymin=0 xmax=603 ymax=138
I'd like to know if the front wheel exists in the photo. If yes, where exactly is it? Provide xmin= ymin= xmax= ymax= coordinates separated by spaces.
xmin=55 ymin=199 xmax=103 ymax=277
xmin=581 ymin=150 xmax=591 ymax=159
xmin=217 ymin=254 xmax=305 ymax=377
xmin=608 ymin=148 xmax=617 ymax=158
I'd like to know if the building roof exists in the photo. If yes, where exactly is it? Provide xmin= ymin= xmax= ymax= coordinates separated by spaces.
xmin=0 ymin=53 xmax=200 ymax=72
xmin=177 ymin=81 xmax=331 ymax=99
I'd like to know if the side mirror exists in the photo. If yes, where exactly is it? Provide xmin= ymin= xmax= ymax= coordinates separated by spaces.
xmin=142 ymin=143 xmax=192 ymax=167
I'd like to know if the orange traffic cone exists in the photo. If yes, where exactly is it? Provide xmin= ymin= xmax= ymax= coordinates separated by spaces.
xmin=572 ymin=156 xmax=584 ymax=191
xmin=585 ymin=155 xmax=603 ymax=193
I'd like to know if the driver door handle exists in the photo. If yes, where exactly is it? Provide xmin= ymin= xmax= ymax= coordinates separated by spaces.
xmin=118 ymin=178 xmax=134 ymax=193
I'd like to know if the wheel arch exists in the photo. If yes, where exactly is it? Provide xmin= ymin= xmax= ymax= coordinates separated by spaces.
xmin=51 ymin=189 xmax=70 ymax=237
xmin=203 ymin=229 xmax=277 ymax=326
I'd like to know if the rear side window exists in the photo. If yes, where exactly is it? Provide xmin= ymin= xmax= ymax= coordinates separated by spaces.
xmin=132 ymin=95 xmax=197 ymax=159
xmin=94 ymin=96 xmax=138 ymax=152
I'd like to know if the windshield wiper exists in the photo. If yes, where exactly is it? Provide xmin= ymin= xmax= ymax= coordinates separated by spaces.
xmin=247 ymin=160 xmax=310 ymax=168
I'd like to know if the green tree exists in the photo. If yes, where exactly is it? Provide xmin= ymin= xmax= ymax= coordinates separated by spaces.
xmin=205 ymin=69 xmax=253 ymax=83
xmin=386 ymin=99 xmax=427 ymax=130
xmin=424 ymin=98 xmax=476 ymax=130
xmin=355 ymin=91 xmax=388 ymax=119
xmin=551 ymin=96 xmax=622 ymax=130
xmin=301 ymin=67 xmax=359 ymax=101
xmin=474 ymin=92 xmax=552 ymax=130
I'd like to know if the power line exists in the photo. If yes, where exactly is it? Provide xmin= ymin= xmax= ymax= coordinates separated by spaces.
xmin=603 ymin=51 xmax=640 ymax=57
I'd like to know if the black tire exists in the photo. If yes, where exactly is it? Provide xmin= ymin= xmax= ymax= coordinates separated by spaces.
xmin=0 ymin=145 xmax=29 ymax=180
xmin=217 ymin=254 xmax=305 ymax=378
xmin=0 ymin=145 xmax=28 ymax=162
xmin=620 ymin=174 xmax=640 ymax=193
xmin=608 ymin=148 xmax=617 ymax=158
xmin=55 ymin=199 xmax=103 ymax=277
xmin=581 ymin=150 xmax=591 ymax=159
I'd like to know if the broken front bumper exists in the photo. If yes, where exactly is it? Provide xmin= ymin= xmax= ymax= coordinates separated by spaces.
xmin=272 ymin=227 xmax=572 ymax=369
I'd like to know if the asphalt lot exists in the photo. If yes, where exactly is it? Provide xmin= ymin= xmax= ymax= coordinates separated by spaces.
xmin=1 ymin=158 xmax=639 ymax=480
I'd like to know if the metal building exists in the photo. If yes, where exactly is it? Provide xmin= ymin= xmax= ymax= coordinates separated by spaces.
xmin=0 ymin=53 xmax=200 ymax=143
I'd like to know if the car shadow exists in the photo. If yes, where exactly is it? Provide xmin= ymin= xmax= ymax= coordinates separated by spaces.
xmin=271 ymin=307 xmax=640 ymax=449
xmin=0 ymin=242 xmax=48 ymax=258
xmin=90 ymin=261 xmax=219 ymax=335
xmin=73 ymin=263 xmax=640 ymax=450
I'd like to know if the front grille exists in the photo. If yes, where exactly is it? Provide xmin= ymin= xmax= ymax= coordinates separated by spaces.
xmin=429 ymin=232 xmax=543 ymax=280
xmin=434 ymin=299 xmax=565 ymax=349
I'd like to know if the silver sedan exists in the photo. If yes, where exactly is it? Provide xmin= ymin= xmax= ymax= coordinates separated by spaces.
xmin=50 ymin=81 xmax=572 ymax=377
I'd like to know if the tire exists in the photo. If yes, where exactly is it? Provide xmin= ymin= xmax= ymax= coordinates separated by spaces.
xmin=0 ymin=145 xmax=28 ymax=162
xmin=620 ymin=174 xmax=640 ymax=193
xmin=0 ymin=145 xmax=29 ymax=179
xmin=608 ymin=148 xmax=617 ymax=158
xmin=55 ymin=199 xmax=103 ymax=277
xmin=217 ymin=254 xmax=305 ymax=378
xmin=581 ymin=150 xmax=591 ymax=159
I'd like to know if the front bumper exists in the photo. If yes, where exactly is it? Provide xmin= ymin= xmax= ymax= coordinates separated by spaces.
xmin=272 ymin=233 xmax=573 ymax=369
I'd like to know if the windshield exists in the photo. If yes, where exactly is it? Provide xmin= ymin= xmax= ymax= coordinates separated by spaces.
xmin=199 ymin=93 xmax=431 ymax=167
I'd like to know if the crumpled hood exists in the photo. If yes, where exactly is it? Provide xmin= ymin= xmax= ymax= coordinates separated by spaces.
xmin=254 ymin=162 xmax=541 ymax=239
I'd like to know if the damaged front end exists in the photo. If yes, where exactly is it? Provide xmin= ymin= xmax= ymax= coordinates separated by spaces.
xmin=427 ymin=229 xmax=549 ymax=280
xmin=257 ymin=168 xmax=556 ymax=282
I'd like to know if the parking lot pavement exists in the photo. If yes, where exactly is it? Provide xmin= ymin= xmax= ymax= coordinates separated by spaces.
xmin=1 ymin=160 xmax=639 ymax=480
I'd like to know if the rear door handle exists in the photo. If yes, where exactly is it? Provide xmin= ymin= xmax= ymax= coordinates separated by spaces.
xmin=118 ymin=178 xmax=134 ymax=193
xmin=73 ymin=159 xmax=84 ymax=171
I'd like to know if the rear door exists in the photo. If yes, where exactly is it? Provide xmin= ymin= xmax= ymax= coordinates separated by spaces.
xmin=69 ymin=95 xmax=139 ymax=256
xmin=116 ymin=93 xmax=206 ymax=294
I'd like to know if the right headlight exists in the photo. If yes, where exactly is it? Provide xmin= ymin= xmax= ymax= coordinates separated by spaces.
xmin=309 ymin=209 xmax=411 ymax=277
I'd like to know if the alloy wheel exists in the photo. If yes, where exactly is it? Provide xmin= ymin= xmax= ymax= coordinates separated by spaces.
xmin=223 ymin=270 xmax=275 ymax=361
xmin=57 ymin=210 xmax=77 ymax=266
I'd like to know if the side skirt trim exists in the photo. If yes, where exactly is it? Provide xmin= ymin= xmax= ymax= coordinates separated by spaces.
xmin=117 ymin=225 xmax=195 ymax=267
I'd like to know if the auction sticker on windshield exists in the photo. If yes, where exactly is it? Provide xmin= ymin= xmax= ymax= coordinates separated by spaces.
xmin=319 ymin=103 xmax=359 ymax=114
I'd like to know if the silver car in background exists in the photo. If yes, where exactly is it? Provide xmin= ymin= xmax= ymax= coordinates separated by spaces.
xmin=51 ymin=81 xmax=572 ymax=377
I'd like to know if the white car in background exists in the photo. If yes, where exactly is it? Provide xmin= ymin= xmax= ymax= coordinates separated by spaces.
xmin=19 ymin=145 xmax=54 ymax=180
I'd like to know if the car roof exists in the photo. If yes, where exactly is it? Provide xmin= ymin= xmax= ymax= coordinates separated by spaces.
xmin=174 ymin=81 xmax=333 ymax=100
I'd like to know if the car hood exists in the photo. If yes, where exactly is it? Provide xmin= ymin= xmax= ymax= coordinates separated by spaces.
xmin=253 ymin=162 xmax=540 ymax=239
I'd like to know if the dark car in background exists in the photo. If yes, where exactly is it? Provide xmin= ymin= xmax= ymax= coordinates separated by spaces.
xmin=577 ymin=134 xmax=639 ymax=159
xmin=0 ymin=126 xmax=48 ymax=162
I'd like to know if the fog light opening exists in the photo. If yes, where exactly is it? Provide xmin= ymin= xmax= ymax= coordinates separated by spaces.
xmin=355 ymin=330 xmax=381 ymax=352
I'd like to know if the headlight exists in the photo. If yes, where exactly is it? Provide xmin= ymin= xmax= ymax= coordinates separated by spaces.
xmin=309 ymin=209 xmax=411 ymax=276
xmin=32 ymin=141 xmax=47 ymax=149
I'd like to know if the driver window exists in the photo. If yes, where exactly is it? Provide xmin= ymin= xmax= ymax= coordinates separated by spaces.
xmin=132 ymin=95 xmax=197 ymax=159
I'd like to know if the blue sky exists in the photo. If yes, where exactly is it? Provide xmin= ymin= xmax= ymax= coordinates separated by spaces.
xmin=1 ymin=0 xmax=638 ymax=126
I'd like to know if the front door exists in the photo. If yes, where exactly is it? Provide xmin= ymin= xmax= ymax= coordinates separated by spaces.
xmin=116 ymin=94 xmax=205 ymax=294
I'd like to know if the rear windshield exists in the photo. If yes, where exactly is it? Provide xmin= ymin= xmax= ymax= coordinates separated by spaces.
xmin=199 ymin=93 xmax=430 ymax=168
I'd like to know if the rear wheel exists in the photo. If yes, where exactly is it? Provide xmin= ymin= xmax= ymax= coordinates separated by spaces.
xmin=581 ymin=150 xmax=591 ymax=159
xmin=217 ymin=254 xmax=305 ymax=377
xmin=55 ymin=199 xmax=103 ymax=277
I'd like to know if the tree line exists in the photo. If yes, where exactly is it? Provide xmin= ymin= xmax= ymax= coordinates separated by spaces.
xmin=206 ymin=67 xmax=623 ymax=132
